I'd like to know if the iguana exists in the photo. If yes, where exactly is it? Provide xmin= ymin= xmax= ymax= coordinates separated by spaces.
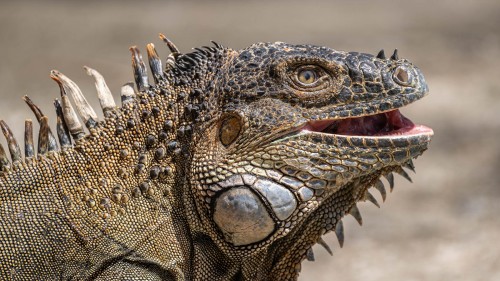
xmin=0 ymin=34 xmax=433 ymax=280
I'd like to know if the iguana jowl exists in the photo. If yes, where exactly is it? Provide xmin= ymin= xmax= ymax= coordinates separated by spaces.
xmin=0 ymin=35 xmax=433 ymax=280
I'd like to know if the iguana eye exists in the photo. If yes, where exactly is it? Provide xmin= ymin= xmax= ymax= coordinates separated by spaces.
xmin=297 ymin=69 xmax=317 ymax=84
xmin=219 ymin=115 xmax=241 ymax=146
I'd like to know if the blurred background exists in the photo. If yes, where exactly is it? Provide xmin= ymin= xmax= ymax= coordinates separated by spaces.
xmin=1 ymin=0 xmax=499 ymax=280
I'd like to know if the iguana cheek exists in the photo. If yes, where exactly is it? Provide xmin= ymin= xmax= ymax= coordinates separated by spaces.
xmin=213 ymin=186 xmax=275 ymax=246
xmin=212 ymin=177 xmax=298 ymax=246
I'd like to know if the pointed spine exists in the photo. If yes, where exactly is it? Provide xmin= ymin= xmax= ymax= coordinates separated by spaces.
xmin=374 ymin=179 xmax=387 ymax=202
xmin=306 ymin=247 xmax=315 ymax=262
xmin=390 ymin=49 xmax=399 ymax=60
xmin=317 ymin=237 xmax=333 ymax=256
xmin=24 ymin=119 xmax=34 ymax=158
xmin=50 ymin=70 xmax=98 ymax=128
xmin=38 ymin=116 xmax=50 ymax=155
xmin=395 ymin=166 xmax=412 ymax=182
xmin=121 ymin=82 xmax=136 ymax=104
xmin=335 ymin=220 xmax=344 ymax=248
xmin=130 ymin=46 xmax=149 ymax=92
xmin=84 ymin=66 xmax=116 ymax=117
xmin=376 ymin=49 xmax=386 ymax=59
xmin=404 ymin=160 xmax=416 ymax=173
xmin=365 ymin=191 xmax=380 ymax=208
xmin=0 ymin=121 xmax=22 ymax=164
xmin=54 ymin=99 xmax=72 ymax=149
xmin=210 ymin=40 xmax=224 ymax=49
xmin=23 ymin=95 xmax=58 ymax=151
xmin=146 ymin=43 xmax=164 ymax=83
xmin=60 ymin=94 xmax=85 ymax=140
xmin=159 ymin=33 xmax=180 ymax=56
xmin=349 ymin=205 xmax=363 ymax=226
xmin=0 ymin=142 xmax=9 ymax=171
xmin=384 ymin=172 xmax=395 ymax=192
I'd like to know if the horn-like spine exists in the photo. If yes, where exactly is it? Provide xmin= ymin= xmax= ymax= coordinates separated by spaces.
xmin=384 ymin=172 xmax=395 ymax=191
xmin=23 ymin=95 xmax=58 ymax=151
xmin=38 ymin=116 xmax=50 ymax=155
xmin=0 ymin=120 xmax=22 ymax=164
xmin=349 ymin=205 xmax=363 ymax=226
xmin=120 ymin=82 xmax=136 ymax=104
xmin=50 ymin=70 xmax=98 ymax=129
xmin=24 ymin=119 xmax=34 ymax=158
xmin=130 ymin=46 xmax=149 ymax=92
xmin=210 ymin=40 xmax=224 ymax=49
xmin=395 ymin=166 xmax=412 ymax=182
xmin=335 ymin=220 xmax=344 ymax=248
xmin=306 ymin=247 xmax=315 ymax=262
xmin=376 ymin=49 xmax=386 ymax=59
xmin=365 ymin=191 xmax=380 ymax=208
xmin=146 ymin=43 xmax=164 ymax=84
xmin=317 ymin=237 xmax=333 ymax=256
xmin=84 ymin=66 xmax=116 ymax=117
xmin=0 ymin=142 xmax=9 ymax=171
xmin=159 ymin=33 xmax=180 ymax=56
xmin=390 ymin=49 xmax=399 ymax=60
xmin=54 ymin=99 xmax=72 ymax=149
xmin=374 ymin=179 xmax=387 ymax=202
xmin=404 ymin=160 xmax=416 ymax=173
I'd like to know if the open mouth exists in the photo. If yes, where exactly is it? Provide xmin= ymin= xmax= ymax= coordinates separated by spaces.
xmin=303 ymin=110 xmax=433 ymax=137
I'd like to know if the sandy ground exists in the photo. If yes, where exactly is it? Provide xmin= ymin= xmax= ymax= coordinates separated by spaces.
xmin=1 ymin=0 xmax=500 ymax=280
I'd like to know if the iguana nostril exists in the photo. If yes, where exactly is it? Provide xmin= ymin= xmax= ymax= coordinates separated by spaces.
xmin=393 ymin=66 xmax=410 ymax=86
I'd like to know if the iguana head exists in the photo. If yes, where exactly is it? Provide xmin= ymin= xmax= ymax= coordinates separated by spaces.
xmin=187 ymin=42 xmax=433 ymax=278
xmin=0 ymin=36 xmax=432 ymax=280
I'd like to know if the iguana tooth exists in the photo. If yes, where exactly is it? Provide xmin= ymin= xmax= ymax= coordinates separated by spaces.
xmin=60 ymin=94 xmax=85 ymax=140
xmin=121 ymin=82 xmax=136 ymax=104
xmin=24 ymin=119 xmax=34 ymax=158
xmin=374 ymin=179 xmax=387 ymax=202
xmin=349 ymin=205 xmax=363 ymax=226
xmin=384 ymin=172 xmax=395 ymax=192
xmin=376 ymin=49 xmax=386 ymax=59
xmin=390 ymin=48 xmax=399 ymax=60
xmin=306 ymin=247 xmax=315 ymax=261
xmin=129 ymin=46 xmax=149 ymax=92
xmin=335 ymin=220 xmax=345 ymax=248
xmin=84 ymin=66 xmax=116 ymax=117
xmin=365 ymin=191 xmax=380 ymax=208
xmin=50 ymin=70 xmax=98 ymax=129
xmin=37 ymin=116 xmax=50 ymax=155
xmin=395 ymin=166 xmax=413 ymax=183
xmin=0 ymin=142 xmax=9 ymax=171
xmin=54 ymin=99 xmax=72 ymax=149
xmin=22 ymin=95 xmax=58 ymax=151
xmin=146 ymin=43 xmax=164 ymax=84
xmin=159 ymin=33 xmax=180 ymax=56
xmin=0 ymin=121 xmax=22 ymax=164
xmin=317 ymin=237 xmax=333 ymax=256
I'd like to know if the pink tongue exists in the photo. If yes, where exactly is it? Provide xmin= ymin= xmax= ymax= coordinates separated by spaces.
xmin=304 ymin=109 xmax=416 ymax=136
xmin=386 ymin=110 xmax=415 ymax=129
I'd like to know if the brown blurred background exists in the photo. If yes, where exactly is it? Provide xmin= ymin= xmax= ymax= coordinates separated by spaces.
xmin=1 ymin=0 xmax=499 ymax=280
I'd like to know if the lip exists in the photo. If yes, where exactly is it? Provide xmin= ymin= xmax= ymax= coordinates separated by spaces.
xmin=300 ymin=109 xmax=434 ymax=138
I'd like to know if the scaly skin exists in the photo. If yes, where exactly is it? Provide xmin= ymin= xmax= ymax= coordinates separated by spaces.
xmin=0 ymin=39 xmax=432 ymax=280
